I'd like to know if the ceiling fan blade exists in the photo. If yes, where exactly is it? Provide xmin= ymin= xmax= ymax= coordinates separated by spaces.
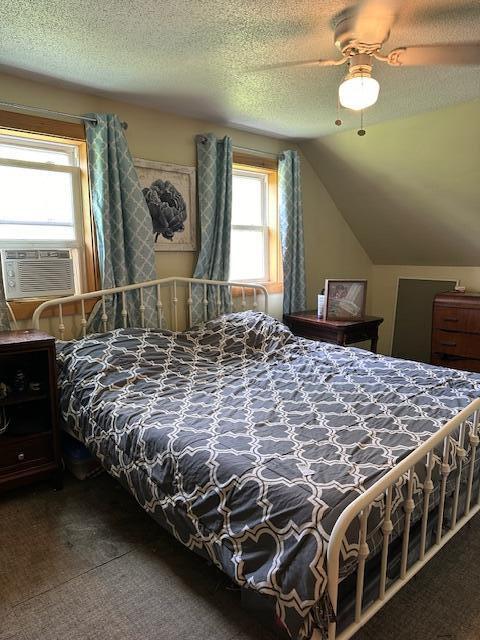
xmin=251 ymin=58 xmax=347 ymax=72
xmin=388 ymin=43 xmax=480 ymax=66
xmin=410 ymin=1 xmax=480 ymax=26
xmin=354 ymin=0 xmax=404 ymax=45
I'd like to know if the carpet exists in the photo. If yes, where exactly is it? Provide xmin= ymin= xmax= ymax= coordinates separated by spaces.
xmin=1 ymin=473 xmax=479 ymax=640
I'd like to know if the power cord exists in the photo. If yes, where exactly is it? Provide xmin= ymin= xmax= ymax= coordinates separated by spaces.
xmin=0 ymin=406 xmax=10 ymax=435
xmin=6 ymin=301 xmax=18 ymax=329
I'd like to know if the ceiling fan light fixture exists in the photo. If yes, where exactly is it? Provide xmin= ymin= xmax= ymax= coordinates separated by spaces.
xmin=338 ymin=73 xmax=380 ymax=111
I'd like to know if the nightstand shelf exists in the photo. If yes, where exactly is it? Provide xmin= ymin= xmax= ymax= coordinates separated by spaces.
xmin=0 ymin=391 xmax=49 ymax=407
xmin=0 ymin=330 xmax=62 ymax=491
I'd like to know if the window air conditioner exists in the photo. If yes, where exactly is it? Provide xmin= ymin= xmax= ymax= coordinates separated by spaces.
xmin=1 ymin=249 xmax=75 ymax=300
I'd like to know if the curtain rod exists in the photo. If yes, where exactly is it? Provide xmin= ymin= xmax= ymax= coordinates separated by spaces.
xmin=0 ymin=100 xmax=128 ymax=129
xmin=233 ymin=144 xmax=281 ymax=159
xmin=196 ymin=135 xmax=282 ymax=159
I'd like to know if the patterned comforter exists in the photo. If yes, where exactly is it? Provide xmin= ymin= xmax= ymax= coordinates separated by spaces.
xmin=56 ymin=312 xmax=480 ymax=639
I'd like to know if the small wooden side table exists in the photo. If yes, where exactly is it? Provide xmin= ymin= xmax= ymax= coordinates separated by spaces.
xmin=284 ymin=311 xmax=384 ymax=353
xmin=0 ymin=329 xmax=62 ymax=492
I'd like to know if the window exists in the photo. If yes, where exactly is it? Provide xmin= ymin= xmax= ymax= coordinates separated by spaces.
xmin=230 ymin=169 xmax=269 ymax=281
xmin=0 ymin=110 xmax=97 ymax=319
xmin=0 ymin=135 xmax=81 ymax=242
xmin=230 ymin=158 xmax=282 ymax=291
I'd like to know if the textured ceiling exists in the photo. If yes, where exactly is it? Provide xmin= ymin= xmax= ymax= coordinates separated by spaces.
xmin=0 ymin=0 xmax=479 ymax=138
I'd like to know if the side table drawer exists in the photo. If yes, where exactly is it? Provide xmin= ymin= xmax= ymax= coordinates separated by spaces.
xmin=0 ymin=433 xmax=53 ymax=472
xmin=343 ymin=327 xmax=375 ymax=344
xmin=286 ymin=324 xmax=330 ymax=342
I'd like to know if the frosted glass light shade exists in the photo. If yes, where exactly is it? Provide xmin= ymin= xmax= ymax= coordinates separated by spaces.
xmin=338 ymin=75 xmax=380 ymax=111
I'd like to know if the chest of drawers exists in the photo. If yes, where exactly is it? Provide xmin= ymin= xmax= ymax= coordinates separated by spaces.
xmin=431 ymin=292 xmax=480 ymax=373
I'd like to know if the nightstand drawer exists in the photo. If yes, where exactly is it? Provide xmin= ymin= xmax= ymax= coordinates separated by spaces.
xmin=0 ymin=433 xmax=53 ymax=472
xmin=432 ymin=329 xmax=480 ymax=359
xmin=433 ymin=306 xmax=480 ymax=334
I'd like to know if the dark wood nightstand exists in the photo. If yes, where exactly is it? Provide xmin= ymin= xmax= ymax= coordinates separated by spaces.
xmin=0 ymin=330 xmax=62 ymax=491
xmin=284 ymin=311 xmax=384 ymax=353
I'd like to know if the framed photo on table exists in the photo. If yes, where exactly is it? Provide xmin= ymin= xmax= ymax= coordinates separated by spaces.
xmin=324 ymin=279 xmax=367 ymax=321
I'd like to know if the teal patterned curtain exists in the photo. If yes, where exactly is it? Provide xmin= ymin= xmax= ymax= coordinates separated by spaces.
xmin=192 ymin=134 xmax=233 ymax=324
xmin=85 ymin=114 xmax=156 ymax=330
xmin=278 ymin=150 xmax=306 ymax=315
xmin=0 ymin=276 xmax=10 ymax=331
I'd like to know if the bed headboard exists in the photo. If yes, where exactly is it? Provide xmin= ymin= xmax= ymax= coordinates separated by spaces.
xmin=31 ymin=277 xmax=269 ymax=340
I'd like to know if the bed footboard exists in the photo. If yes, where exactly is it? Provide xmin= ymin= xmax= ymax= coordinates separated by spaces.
xmin=320 ymin=397 xmax=480 ymax=640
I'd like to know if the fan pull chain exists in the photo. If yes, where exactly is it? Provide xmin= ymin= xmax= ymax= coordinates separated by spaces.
xmin=335 ymin=95 xmax=342 ymax=127
xmin=358 ymin=109 xmax=366 ymax=136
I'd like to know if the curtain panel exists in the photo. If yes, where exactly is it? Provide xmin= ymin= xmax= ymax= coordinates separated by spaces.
xmin=85 ymin=113 xmax=156 ymax=330
xmin=192 ymin=134 xmax=233 ymax=324
xmin=278 ymin=150 xmax=306 ymax=315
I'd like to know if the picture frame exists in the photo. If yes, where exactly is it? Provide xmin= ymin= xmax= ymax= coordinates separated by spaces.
xmin=324 ymin=279 xmax=367 ymax=321
xmin=134 ymin=158 xmax=197 ymax=252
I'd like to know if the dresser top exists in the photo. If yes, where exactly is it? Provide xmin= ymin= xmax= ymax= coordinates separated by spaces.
xmin=435 ymin=291 xmax=480 ymax=309
xmin=0 ymin=329 xmax=55 ymax=346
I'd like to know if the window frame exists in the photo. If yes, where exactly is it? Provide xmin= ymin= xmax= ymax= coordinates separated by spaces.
xmin=231 ymin=153 xmax=282 ymax=294
xmin=0 ymin=111 xmax=99 ymax=320
xmin=0 ymin=142 xmax=83 ymax=246
xmin=231 ymin=167 xmax=270 ymax=283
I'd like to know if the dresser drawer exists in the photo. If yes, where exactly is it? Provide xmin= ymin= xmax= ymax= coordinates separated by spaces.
xmin=431 ymin=355 xmax=480 ymax=373
xmin=432 ymin=329 xmax=480 ymax=359
xmin=433 ymin=306 xmax=480 ymax=334
xmin=0 ymin=433 xmax=53 ymax=472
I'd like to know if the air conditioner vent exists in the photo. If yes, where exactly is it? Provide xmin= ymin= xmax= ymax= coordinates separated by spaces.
xmin=1 ymin=249 xmax=76 ymax=300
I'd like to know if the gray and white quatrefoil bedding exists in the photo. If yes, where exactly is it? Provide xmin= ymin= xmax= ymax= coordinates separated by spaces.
xmin=56 ymin=311 xmax=480 ymax=639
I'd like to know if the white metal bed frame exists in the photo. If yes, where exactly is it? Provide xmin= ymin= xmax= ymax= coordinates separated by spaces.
xmin=32 ymin=276 xmax=269 ymax=339
xmin=31 ymin=277 xmax=480 ymax=640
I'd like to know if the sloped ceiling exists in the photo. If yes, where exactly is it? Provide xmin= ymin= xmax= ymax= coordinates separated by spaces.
xmin=0 ymin=0 xmax=479 ymax=137
xmin=300 ymin=100 xmax=480 ymax=266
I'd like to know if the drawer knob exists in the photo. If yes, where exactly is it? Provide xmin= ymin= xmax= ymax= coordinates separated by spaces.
xmin=444 ymin=317 xmax=458 ymax=322
xmin=440 ymin=341 xmax=457 ymax=347
xmin=17 ymin=452 xmax=25 ymax=461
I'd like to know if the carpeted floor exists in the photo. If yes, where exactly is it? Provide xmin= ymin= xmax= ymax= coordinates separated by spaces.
xmin=1 ymin=473 xmax=480 ymax=640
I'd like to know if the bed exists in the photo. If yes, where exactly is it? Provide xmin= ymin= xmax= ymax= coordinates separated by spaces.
xmin=32 ymin=277 xmax=480 ymax=640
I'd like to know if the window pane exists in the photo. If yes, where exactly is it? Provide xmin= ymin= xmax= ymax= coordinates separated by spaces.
xmin=0 ymin=224 xmax=75 ymax=241
xmin=230 ymin=229 xmax=266 ymax=281
xmin=0 ymin=138 xmax=75 ymax=166
xmin=232 ymin=174 xmax=264 ymax=226
xmin=0 ymin=165 xmax=75 ymax=240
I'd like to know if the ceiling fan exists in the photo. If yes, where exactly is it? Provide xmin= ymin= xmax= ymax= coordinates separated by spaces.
xmin=260 ymin=0 xmax=480 ymax=112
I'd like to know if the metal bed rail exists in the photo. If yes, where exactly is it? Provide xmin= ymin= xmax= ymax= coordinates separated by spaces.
xmin=32 ymin=277 xmax=269 ymax=337
xmin=314 ymin=398 xmax=480 ymax=640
